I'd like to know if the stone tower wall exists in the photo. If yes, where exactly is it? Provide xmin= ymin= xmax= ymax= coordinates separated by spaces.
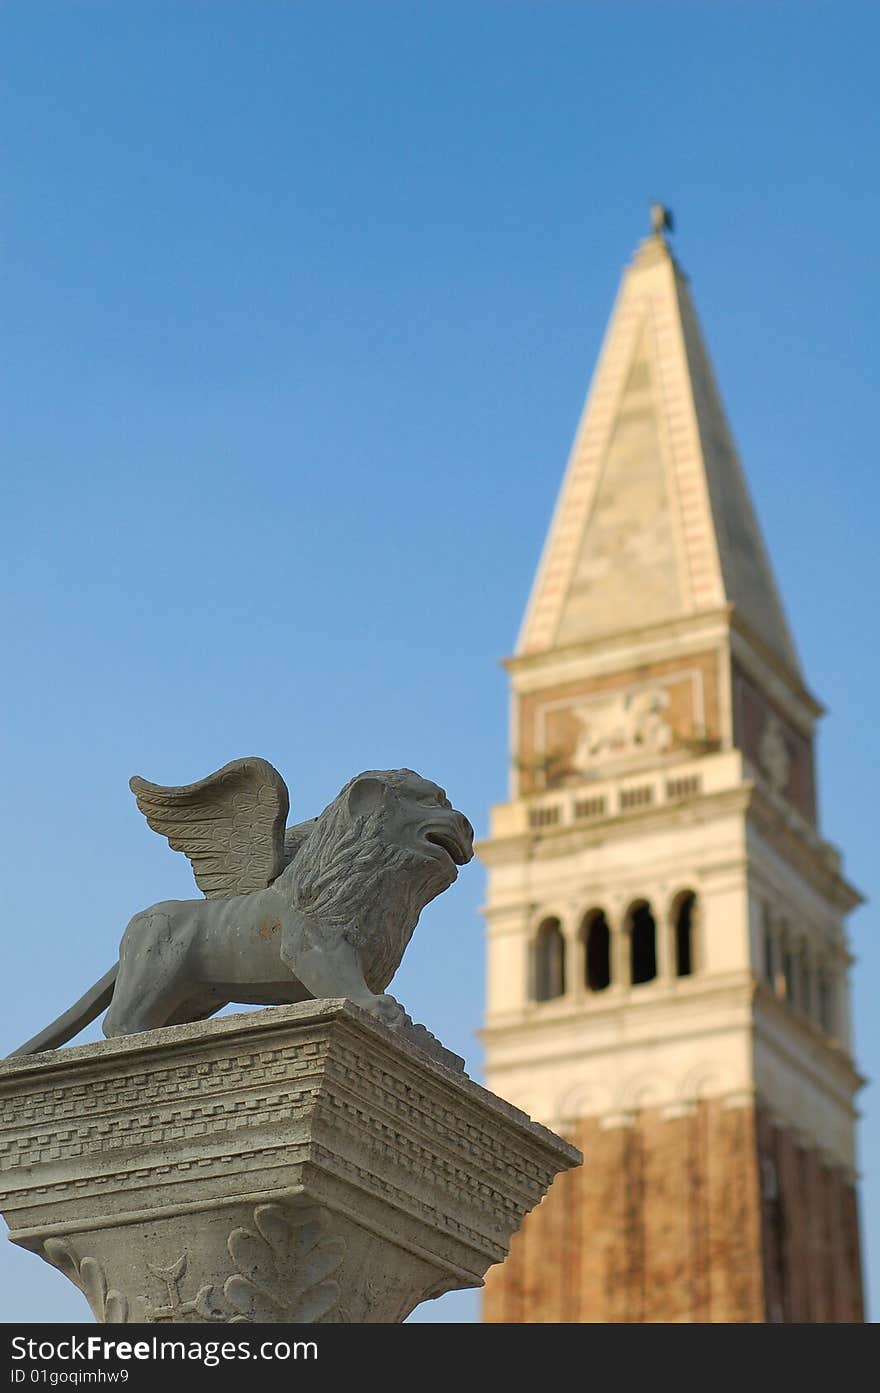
xmin=483 ymin=1099 xmax=862 ymax=1322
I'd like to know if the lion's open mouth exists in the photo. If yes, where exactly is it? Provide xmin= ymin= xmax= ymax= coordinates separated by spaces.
xmin=425 ymin=830 xmax=469 ymax=866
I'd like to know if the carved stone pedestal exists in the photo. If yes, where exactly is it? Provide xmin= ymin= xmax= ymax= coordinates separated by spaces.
xmin=0 ymin=1000 xmax=580 ymax=1323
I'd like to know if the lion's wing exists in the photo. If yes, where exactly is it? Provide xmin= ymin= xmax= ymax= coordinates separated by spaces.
xmin=130 ymin=757 xmax=290 ymax=898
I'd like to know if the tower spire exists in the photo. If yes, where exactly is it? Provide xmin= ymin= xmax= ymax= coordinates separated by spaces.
xmin=518 ymin=217 xmax=800 ymax=678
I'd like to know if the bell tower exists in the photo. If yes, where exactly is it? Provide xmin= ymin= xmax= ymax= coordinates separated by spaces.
xmin=479 ymin=212 xmax=865 ymax=1322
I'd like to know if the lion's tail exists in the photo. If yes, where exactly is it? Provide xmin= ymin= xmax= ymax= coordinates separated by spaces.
xmin=8 ymin=965 xmax=119 ymax=1058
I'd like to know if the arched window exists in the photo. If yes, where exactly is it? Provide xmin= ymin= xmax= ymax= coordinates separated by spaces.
xmin=762 ymin=904 xmax=774 ymax=986
xmin=673 ymin=891 xmax=697 ymax=977
xmin=818 ymin=968 xmax=834 ymax=1035
xmin=780 ymin=927 xmax=794 ymax=1003
xmin=532 ymin=917 xmax=566 ymax=1002
xmin=799 ymin=948 xmax=812 ymax=1018
xmin=582 ymin=909 xmax=611 ymax=992
xmin=629 ymin=901 xmax=657 ymax=985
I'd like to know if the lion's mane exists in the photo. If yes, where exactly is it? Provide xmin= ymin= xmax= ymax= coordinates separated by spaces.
xmin=280 ymin=771 xmax=451 ymax=994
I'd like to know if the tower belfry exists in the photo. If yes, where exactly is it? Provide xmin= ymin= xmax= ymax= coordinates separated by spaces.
xmin=480 ymin=214 xmax=864 ymax=1322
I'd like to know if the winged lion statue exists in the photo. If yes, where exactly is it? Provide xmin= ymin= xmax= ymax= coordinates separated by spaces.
xmin=10 ymin=758 xmax=474 ymax=1059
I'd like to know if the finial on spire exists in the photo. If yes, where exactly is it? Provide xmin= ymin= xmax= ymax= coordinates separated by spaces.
xmin=650 ymin=202 xmax=674 ymax=238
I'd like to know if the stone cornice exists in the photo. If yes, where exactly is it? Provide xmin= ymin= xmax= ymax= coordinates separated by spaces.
xmin=728 ymin=609 xmax=824 ymax=720
xmin=477 ymin=783 xmax=752 ymax=867
xmin=504 ymin=607 xmax=732 ymax=680
xmin=747 ymin=787 xmax=863 ymax=912
xmin=752 ymin=981 xmax=864 ymax=1103
xmin=478 ymin=776 xmax=861 ymax=916
xmin=482 ymin=970 xmax=756 ymax=1048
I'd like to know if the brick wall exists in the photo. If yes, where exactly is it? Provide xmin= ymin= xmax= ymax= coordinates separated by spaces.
xmin=483 ymin=1100 xmax=862 ymax=1323
xmin=756 ymin=1104 xmax=863 ymax=1322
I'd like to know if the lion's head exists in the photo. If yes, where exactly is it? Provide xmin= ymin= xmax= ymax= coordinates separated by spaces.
xmin=279 ymin=769 xmax=474 ymax=994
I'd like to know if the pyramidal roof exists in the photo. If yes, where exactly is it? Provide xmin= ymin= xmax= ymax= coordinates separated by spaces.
xmin=517 ymin=224 xmax=800 ymax=674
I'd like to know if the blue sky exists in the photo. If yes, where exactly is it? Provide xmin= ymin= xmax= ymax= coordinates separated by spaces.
xmin=1 ymin=2 xmax=878 ymax=1324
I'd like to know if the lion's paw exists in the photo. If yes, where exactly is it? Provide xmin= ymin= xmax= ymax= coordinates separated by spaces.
xmin=365 ymin=994 xmax=411 ymax=1030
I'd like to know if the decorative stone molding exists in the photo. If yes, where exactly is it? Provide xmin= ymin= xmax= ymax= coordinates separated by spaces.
xmin=0 ymin=1000 xmax=580 ymax=1323
xmin=759 ymin=713 xmax=791 ymax=794
xmin=42 ymin=1241 xmax=130 ymax=1323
